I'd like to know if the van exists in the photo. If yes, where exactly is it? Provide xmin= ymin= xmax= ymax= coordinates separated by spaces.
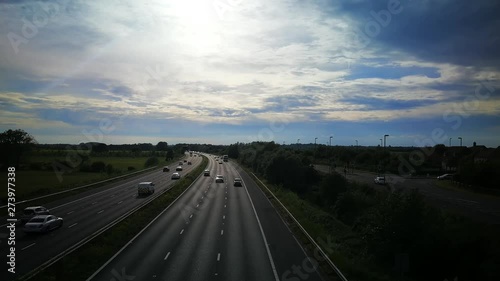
xmin=137 ymin=182 xmax=155 ymax=196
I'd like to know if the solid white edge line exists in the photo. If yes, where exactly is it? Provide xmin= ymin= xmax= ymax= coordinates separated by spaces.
xmin=235 ymin=167 xmax=280 ymax=281
xmin=217 ymin=253 xmax=221 ymax=261
xmin=68 ymin=223 xmax=78 ymax=228
xmin=21 ymin=243 xmax=36 ymax=251
xmin=164 ymin=252 xmax=171 ymax=260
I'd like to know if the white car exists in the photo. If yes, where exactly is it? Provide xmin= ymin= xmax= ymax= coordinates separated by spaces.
xmin=215 ymin=175 xmax=224 ymax=183
xmin=203 ymin=169 xmax=210 ymax=176
xmin=374 ymin=176 xmax=386 ymax=185
xmin=138 ymin=182 xmax=155 ymax=196
xmin=437 ymin=174 xmax=454 ymax=180
xmin=23 ymin=215 xmax=63 ymax=233
xmin=171 ymin=172 xmax=181 ymax=180
xmin=176 ymin=166 xmax=183 ymax=171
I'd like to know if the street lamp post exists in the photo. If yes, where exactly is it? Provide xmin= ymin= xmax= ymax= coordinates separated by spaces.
xmin=315 ymin=137 xmax=317 ymax=145
xmin=449 ymin=137 xmax=452 ymax=147
xmin=297 ymin=139 xmax=300 ymax=144
xmin=458 ymin=137 xmax=462 ymax=147
xmin=380 ymin=138 xmax=383 ymax=146
xmin=329 ymin=136 xmax=332 ymax=146
xmin=355 ymin=140 xmax=358 ymax=146
xmin=384 ymin=134 xmax=389 ymax=148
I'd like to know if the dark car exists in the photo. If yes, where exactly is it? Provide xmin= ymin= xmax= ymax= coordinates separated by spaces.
xmin=233 ymin=178 xmax=242 ymax=186
xmin=163 ymin=166 xmax=170 ymax=172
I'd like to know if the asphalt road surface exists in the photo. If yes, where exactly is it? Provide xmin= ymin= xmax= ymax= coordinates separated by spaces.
xmin=88 ymin=155 xmax=325 ymax=281
xmin=0 ymin=154 xmax=202 ymax=281
xmin=315 ymin=164 xmax=500 ymax=224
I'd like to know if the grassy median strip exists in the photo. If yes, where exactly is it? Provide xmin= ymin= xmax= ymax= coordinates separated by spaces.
xmin=24 ymin=155 xmax=208 ymax=281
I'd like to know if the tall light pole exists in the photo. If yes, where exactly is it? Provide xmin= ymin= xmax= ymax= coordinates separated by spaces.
xmin=380 ymin=138 xmax=383 ymax=146
xmin=315 ymin=137 xmax=317 ymax=145
xmin=458 ymin=137 xmax=462 ymax=147
xmin=329 ymin=136 xmax=332 ymax=146
xmin=297 ymin=138 xmax=300 ymax=144
xmin=355 ymin=140 xmax=358 ymax=146
xmin=384 ymin=134 xmax=389 ymax=148
xmin=449 ymin=137 xmax=452 ymax=147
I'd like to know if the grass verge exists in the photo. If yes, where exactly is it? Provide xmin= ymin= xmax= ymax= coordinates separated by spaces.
xmin=23 ymin=155 xmax=208 ymax=281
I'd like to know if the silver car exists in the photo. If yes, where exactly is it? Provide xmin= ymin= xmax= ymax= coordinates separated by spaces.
xmin=21 ymin=206 xmax=50 ymax=224
xmin=23 ymin=215 xmax=63 ymax=233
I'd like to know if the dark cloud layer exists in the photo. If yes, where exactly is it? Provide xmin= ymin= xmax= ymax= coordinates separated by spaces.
xmin=325 ymin=0 xmax=500 ymax=69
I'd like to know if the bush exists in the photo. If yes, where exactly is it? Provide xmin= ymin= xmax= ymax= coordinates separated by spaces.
xmin=144 ymin=157 xmax=159 ymax=167
xmin=90 ymin=161 xmax=106 ymax=172
xmin=319 ymin=172 xmax=348 ymax=206
xmin=106 ymin=164 xmax=115 ymax=175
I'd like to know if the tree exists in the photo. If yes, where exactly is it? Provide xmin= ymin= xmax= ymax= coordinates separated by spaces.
xmin=165 ymin=148 xmax=174 ymax=160
xmin=0 ymin=129 xmax=38 ymax=167
xmin=156 ymin=141 xmax=168 ymax=151
xmin=227 ymin=143 xmax=240 ymax=159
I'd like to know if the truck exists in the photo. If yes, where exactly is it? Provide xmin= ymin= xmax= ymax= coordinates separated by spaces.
xmin=223 ymin=155 xmax=228 ymax=162
xmin=137 ymin=182 xmax=155 ymax=196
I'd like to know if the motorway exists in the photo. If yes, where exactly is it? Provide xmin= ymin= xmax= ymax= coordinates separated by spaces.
xmin=0 ymin=154 xmax=203 ymax=281
xmin=88 ymin=155 xmax=325 ymax=281
xmin=314 ymin=164 xmax=500 ymax=225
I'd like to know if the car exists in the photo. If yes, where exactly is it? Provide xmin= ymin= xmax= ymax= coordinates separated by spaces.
xmin=178 ymin=161 xmax=183 ymax=165
xmin=21 ymin=206 xmax=50 ymax=224
xmin=215 ymin=175 xmax=224 ymax=183
xmin=176 ymin=166 xmax=183 ymax=171
xmin=171 ymin=172 xmax=181 ymax=180
xmin=183 ymin=159 xmax=187 ymax=162
xmin=137 ymin=182 xmax=155 ymax=196
xmin=163 ymin=166 xmax=170 ymax=172
xmin=233 ymin=178 xmax=242 ymax=186
xmin=187 ymin=161 xmax=192 ymax=165
xmin=23 ymin=215 xmax=63 ymax=233
xmin=204 ymin=169 xmax=210 ymax=176
xmin=374 ymin=176 xmax=386 ymax=185
xmin=437 ymin=174 xmax=454 ymax=180
xmin=219 ymin=161 xmax=223 ymax=164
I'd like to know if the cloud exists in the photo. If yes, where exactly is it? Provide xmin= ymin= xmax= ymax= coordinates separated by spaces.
xmin=0 ymin=0 xmax=499 ymax=146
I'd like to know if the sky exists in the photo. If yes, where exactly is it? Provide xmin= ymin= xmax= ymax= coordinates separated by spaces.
xmin=0 ymin=0 xmax=499 ymax=147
